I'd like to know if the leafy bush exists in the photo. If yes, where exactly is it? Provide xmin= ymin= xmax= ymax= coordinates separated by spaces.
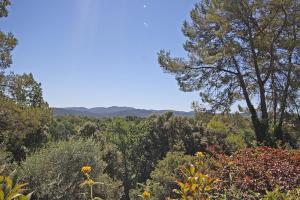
xmin=262 ymin=186 xmax=300 ymax=200
xmin=172 ymin=152 xmax=218 ymax=199
xmin=101 ymin=143 xmax=124 ymax=180
xmin=49 ymin=121 xmax=76 ymax=141
xmin=78 ymin=122 xmax=98 ymax=139
xmin=18 ymin=139 xmax=123 ymax=200
xmin=207 ymin=118 xmax=230 ymax=133
xmin=0 ymin=167 xmax=33 ymax=200
xmin=80 ymin=165 xmax=123 ymax=200
xmin=0 ymin=97 xmax=52 ymax=162
xmin=0 ymin=149 xmax=17 ymax=176
xmin=205 ymin=115 xmax=253 ymax=153
xmin=0 ymin=148 xmax=11 ymax=166
xmin=214 ymin=185 xmax=261 ymax=200
xmin=213 ymin=147 xmax=300 ymax=198
xmin=130 ymin=152 xmax=195 ymax=200
xmin=224 ymin=133 xmax=247 ymax=153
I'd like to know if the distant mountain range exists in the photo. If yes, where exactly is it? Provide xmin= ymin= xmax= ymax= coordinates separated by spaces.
xmin=52 ymin=106 xmax=194 ymax=118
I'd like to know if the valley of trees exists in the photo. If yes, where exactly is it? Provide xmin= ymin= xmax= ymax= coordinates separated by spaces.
xmin=0 ymin=0 xmax=300 ymax=200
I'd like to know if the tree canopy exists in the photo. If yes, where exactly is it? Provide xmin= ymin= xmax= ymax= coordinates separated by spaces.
xmin=0 ymin=0 xmax=51 ymax=162
xmin=158 ymin=0 xmax=300 ymax=145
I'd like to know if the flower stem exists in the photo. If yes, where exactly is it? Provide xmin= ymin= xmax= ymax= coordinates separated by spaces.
xmin=90 ymin=185 xmax=93 ymax=200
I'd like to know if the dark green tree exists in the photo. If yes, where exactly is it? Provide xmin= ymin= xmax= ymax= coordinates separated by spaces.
xmin=0 ymin=0 xmax=16 ymax=70
xmin=158 ymin=0 xmax=300 ymax=145
xmin=0 ymin=0 xmax=52 ymax=162
xmin=78 ymin=121 xmax=98 ymax=138
xmin=0 ymin=0 xmax=17 ymax=95
xmin=6 ymin=73 xmax=45 ymax=107
xmin=104 ymin=118 xmax=140 ymax=200
xmin=0 ymin=97 xmax=52 ymax=162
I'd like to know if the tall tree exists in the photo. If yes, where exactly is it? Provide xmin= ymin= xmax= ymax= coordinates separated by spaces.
xmin=0 ymin=0 xmax=45 ymax=109
xmin=6 ymin=73 xmax=45 ymax=107
xmin=104 ymin=118 xmax=139 ymax=200
xmin=158 ymin=0 xmax=300 ymax=145
xmin=0 ymin=0 xmax=16 ymax=95
xmin=0 ymin=0 xmax=52 ymax=162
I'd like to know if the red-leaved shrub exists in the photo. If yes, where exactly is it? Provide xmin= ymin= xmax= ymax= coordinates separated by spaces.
xmin=214 ymin=147 xmax=300 ymax=194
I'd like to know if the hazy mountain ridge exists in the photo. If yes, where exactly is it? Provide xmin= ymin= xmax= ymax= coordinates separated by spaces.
xmin=52 ymin=106 xmax=194 ymax=118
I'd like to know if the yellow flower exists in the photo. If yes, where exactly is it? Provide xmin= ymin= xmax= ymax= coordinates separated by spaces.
xmin=86 ymin=178 xmax=95 ymax=186
xmin=81 ymin=178 xmax=95 ymax=186
xmin=142 ymin=191 xmax=151 ymax=199
xmin=195 ymin=152 xmax=205 ymax=158
xmin=81 ymin=165 xmax=92 ymax=174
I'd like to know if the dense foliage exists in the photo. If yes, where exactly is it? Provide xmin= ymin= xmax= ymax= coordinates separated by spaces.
xmin=1 ymin=110 xmax=298 ymax=199
xmin=158 ymin=0 xmax=300 ymax=145
xmin=0 ymin=97 xmax=52 ymax=162
xmin=1 ymin=107 xmax=299 ymax=200
xmin=130 ymin=152 xmax=196 ymax=200
xmin=0 ymin=0 xmax=52 ymax=163
xmin=0 ymin=0 xmax=300 ymax=200
xmin=213 ymin=147 xmax=300 ymax=197
xmin=133 ymin=148 xmax=300 ymax=200
xmin=0 ymin=170 xmax=33 ymax=200
xmin=19 ymin=139 xmax=123 ymax=200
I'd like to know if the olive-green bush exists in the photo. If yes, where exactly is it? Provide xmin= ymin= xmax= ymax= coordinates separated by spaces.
xmin=19 ymin=139 xmax=123 ymax=200
xmin=262 ymin=186 xmax=300 ymax=200
xmin=0 ymin=148 xmax=11 ymax=166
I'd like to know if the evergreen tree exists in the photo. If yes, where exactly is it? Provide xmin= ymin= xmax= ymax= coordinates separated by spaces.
xmin=158 ymin=0 xmax=300 ymax=145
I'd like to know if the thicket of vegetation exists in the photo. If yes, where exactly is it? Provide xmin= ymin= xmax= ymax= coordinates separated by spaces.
xmin=1 ymin=0 xmax=300 ymax=199
xmin=1 ymin=112 xmax=299 ymax=199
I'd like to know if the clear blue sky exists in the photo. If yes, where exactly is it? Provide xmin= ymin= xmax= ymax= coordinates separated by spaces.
xmin=0 ymin=0 xmax=200 ymax=111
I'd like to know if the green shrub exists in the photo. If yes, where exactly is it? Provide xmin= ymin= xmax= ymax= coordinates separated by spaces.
xmin=101 ymin=143 xmax=124 ymax=180
xmin=0 ymin=149 xmax=18 ymax=176
xmin=214 ymin=185 xmax=260 ymax=200
xmin=19 ymin=139 xmax=123 ymax=200
xmin=49 ymin=121 xmax=75 ymax=141
xmin=207 ymin=118 xmax=229 ymax=133
xmin=262 ymin=186 xmax=300 ymax=200
xmin=0 ymin=169 xmax=33 ymax=200
xmin=172 ymin=152 xmax=218 ymax=200
xmin=78 ymin=122 xmax=98 ymax=139
xmin=130 ymin=152 xmax=195 ymax=200
xmin=80 ymin=165 xmax=124 ymax=200
xmin=224 ymin=133 xmax=247 ymax=153
xmin=0 ymin=148 xmax=11 ymax=166
xmin=205 ymin=115 xmax=254 ymax=153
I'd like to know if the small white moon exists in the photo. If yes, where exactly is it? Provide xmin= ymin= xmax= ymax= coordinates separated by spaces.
xmin=143 ymin=4 xmax=147 ymax=8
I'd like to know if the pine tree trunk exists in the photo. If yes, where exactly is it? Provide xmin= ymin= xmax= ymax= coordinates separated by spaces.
xmin=275 ymin=51 xmax=293 ymax=142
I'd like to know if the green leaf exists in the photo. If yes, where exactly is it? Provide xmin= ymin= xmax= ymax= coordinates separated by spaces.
xmin=26 ymin=191 xmax=34 ymax=200
xmin=8 ymin=183 xmax=28 ymax=196
xmin=177 ymin=181 xmax=184 ymax=189
xmin=0 ymin=176 xmax=4 ymax=183
xmin=18 ymin=194 xmax=28 ymax=200
xmin=4 ymin=176 xmax=13 ymax=189
xmin=190 ymin=164 xmax=195 ymax=174
xmin=9 ymin=193 xmax=22 ymax=200
xmin=0 ymin=189 xmax=4 ymax=200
